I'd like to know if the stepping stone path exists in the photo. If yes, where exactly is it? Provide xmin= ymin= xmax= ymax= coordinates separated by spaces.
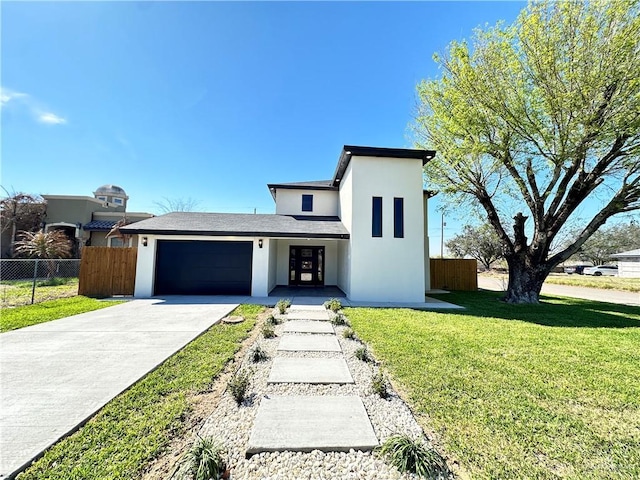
xmin=247 ymin=306 xmax=379 ymax=455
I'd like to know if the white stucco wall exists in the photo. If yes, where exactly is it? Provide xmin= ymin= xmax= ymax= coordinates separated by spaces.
xmin=344 ymin=156 xmax=426 ymax=302
xmin=274 ymin=189 xmax=339 ymax=216
xmin=133 ymin=235 xmax=270 ymax=298
xmin=274 ymin=239 xmax=339 ymax=286
xmin=268 ymin=238 xmax=278 ymax=292
xmin=337 ymin=240 xmax=350 ymax=296
xmin=618 ymin=258 xmax=640 ymax=278
xmin=423 ymin=193 xmax=431 ymax=291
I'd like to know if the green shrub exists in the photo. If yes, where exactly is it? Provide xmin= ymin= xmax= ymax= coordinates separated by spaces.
xmin=342 ymin=328 xmax=356 ymax=340
xmin=227 ymin=370 xmax=251 ymax=405
xmin=265 ymin=314 xmax=281 ymax=326
xmin=187 ymin=436 xmax=227 ymax=480
xmin=261 ymin=324 xmax=276 ymax=339
xmin=250 ymin=344 xmax=269 ymax=363
xmin=331 ymin=313 xmax=349 ymax=326
xmin=371 ymin=371 xmax=389 ymax=399
xmin=276 ymin=299 xmax=291 ymax=314
xmin=324 ymin=298 xmax=342 ymax=312
xmin=377 ymin=434 xmax=449 ymax=478
xmin=355 ymin=346 xmax=371 ymax=362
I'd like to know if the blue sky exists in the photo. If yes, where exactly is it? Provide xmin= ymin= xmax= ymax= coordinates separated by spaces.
xmin=2 ymin=1 xmax=528 ymax=252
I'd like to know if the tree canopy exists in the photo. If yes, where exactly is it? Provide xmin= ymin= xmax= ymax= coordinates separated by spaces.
xmin=446 ymin=224 xmax=504 ymax=270
xmin=573 ymin=221 xmax=640 ymax=265
xmin=415 ymin=0 xmax=640 ymax=303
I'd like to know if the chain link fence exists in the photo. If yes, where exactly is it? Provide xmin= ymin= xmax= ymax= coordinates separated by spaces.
xmin=0 ymin=259 xmax=81 ymax=308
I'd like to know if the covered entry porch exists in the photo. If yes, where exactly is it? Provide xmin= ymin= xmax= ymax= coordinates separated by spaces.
xmin=261 ymin=238 xmax=349 ymax=297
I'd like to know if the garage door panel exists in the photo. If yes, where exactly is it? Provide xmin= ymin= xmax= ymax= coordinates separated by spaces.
xmin=155 ymin=240 xmax=253 ymax=295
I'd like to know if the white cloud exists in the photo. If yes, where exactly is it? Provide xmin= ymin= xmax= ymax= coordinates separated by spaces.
xmin=1 ymin=86 xmax=66 ymax=125
xmin=38 ymin=112 xmax=67 ymax=125
xmin=0 ymin=88 xmax=28 ymax=105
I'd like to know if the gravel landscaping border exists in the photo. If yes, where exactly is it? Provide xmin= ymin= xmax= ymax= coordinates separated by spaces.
xmin=170 ymin=308 xmax=449 ymax=480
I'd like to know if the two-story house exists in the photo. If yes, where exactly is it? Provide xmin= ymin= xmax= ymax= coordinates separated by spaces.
xmin=42 ymin=185 xmax=154 ymax=256
xmin=123 ymin=146 xmax=435 ymax=303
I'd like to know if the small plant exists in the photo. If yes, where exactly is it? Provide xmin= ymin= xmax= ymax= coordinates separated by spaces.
xmin=187 ymin=435 xmax=227 ymax=480
xmin=331 ymin=313 xmax=349 ymax=326
xmin=377 ymin=434 xmax=449 ymax=478
xmin=261 ymin=324 xmax=276 ymax=338
xmin=227 ymin=370 xmax=251 ymax=405
xmin=371 ymin=371 xmax=389 ymax=399
xmin=265 ymin=314 xmax=281 ymax=326
xmin=324 ymin=298 xmax=342 ymax=312
xmin=276 ymin=298 xmax=291 ymax=314
xmin=342 ymin=328 xmax=356 ymax=340
xmin=250 ymin=344 xmax=269 ymax=363
xmin=355 ymin=346 xmax=371 ymax=362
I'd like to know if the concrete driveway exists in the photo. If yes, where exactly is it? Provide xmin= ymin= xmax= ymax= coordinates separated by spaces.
xmin=478 ymin=276 xmax=640 ymax=306
xmin=0 ymin=297 xmax=239 ymax=479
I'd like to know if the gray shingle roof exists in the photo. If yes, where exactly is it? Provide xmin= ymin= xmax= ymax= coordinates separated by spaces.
xmin=120 ymin=212 xmax=350 ymax=239
xmin=83 ymin=220 xmax=117 ymax=231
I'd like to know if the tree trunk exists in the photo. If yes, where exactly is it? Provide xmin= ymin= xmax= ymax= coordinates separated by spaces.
xmin=503 ymin=254 xmax=551 ymax=304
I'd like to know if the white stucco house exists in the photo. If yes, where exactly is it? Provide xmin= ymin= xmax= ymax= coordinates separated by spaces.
xmin=610 ymin=249 xmax=640 ymax=278
xmin=122 ymin=145 xmax=436 ymax=302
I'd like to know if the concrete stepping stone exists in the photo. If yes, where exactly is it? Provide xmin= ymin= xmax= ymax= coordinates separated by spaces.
xmin=268 ymin=358 xmax=353 ymax=384
xmin=247 ymin=396 xmax=378 ymax=454
xmin=277 ymin=334 xmax=341 ymax=352
xmin=283 ymin=320 xmax=334 ymax=334
xmin=285 ymin=310 xmax=331 ymax=321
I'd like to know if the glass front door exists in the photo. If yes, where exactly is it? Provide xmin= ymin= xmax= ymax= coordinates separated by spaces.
xmin=289 ymin=246 xmax=324 ymax=286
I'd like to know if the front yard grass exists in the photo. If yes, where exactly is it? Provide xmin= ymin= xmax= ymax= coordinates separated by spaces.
xmin=0 ymin=296 xmax=123 ymax=332
xmin=1 ymin=277 xmax=80 ymax=307
xmin=347 ymin=291 xmax=640 ymax=479
xmin=16 ymin=304 xmax=261 ymax=480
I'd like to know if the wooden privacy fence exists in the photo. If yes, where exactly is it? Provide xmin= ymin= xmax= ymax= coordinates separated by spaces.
xmin=430 ymin=258 xmax=478 ymax=291
xmin=79 ymin=247 xmax=137 ymax=297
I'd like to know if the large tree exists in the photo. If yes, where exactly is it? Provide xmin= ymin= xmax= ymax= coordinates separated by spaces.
xmin=415 ymin=0 xmax=640 ymax=303
xmin=0 ymin=189 xmax=46 ymax=257
xmin=446 ymin=224 xmax=504 ymax=270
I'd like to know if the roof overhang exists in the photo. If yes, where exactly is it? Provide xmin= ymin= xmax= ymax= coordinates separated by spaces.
xmin=119 ymin=229 xmax=349 ymax=239
xmin=332 ymin=145 xmax=436 ymax=187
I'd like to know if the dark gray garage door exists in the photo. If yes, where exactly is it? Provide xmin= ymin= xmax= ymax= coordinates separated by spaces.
xmin=154 ymin=240 xmax=253 ymax=295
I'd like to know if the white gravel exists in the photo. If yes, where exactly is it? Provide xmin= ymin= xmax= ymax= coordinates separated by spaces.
xmin=170 ymin=309 xmax=444 ymax=480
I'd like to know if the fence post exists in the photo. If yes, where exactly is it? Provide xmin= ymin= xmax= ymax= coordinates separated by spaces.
xmin=31 ymin=259 xmax=39 ymax=304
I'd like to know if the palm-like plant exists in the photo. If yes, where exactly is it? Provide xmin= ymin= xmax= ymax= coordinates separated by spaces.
xmin=14 ymin=229 xmax=72 ymax=259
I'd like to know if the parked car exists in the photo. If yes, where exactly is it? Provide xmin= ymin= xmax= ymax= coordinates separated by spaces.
xmin=583 ymin=265 xmax=618 ymax=276
xmin=564 ymin=265 xmax=591 ymax=275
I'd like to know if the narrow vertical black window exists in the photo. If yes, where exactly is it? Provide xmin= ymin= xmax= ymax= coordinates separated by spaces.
xmin=372 ymin=196 xmax=383 ymax=237
xmin=394 ymin=197 xmax=404 ymax=238
xmin=302 ymin=194 xmax=313 ymax=212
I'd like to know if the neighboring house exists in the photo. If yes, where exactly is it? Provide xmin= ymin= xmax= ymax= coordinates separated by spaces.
xmin=610 ymin=249 xmax=640 ymax=278
xmin=123 ymin=145 xmax=436 ymax=303
xmin=42 ymin=185 xmax=153 ymax=256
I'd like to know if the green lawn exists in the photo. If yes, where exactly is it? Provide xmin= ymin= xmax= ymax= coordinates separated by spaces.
xmin=0 ymin=296 xmax=123 ymax=332
xmin=16 ymin=304 xmax=261 ymax=480
xmin=347 ymin=292 xmax=640 ymax=480
xmin=1 ymin=277 xmax=80 ymax=307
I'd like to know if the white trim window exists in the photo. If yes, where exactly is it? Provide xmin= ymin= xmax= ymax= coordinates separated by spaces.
xmin=113 ymin=197 xmax=124 ymax=205
xmin=108 ymin=237 xmax=132 ymax=248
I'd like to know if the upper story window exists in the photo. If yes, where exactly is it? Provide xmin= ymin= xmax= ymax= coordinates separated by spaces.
xmin=97 ymin=196 xmax=107 ymax=201
xmin=394 ymin=197 xmax=404 ymax=238
xmin=302 ymin=194 xmax=313 ymax=212
xmin=113 ymin=198 xmax=124 ymax=205
xmin=372 ymin=196 xmax=383 ymax=237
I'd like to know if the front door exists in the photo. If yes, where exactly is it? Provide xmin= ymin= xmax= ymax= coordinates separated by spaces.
xmin=289 ymin=246 xmax=324 ymax=286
